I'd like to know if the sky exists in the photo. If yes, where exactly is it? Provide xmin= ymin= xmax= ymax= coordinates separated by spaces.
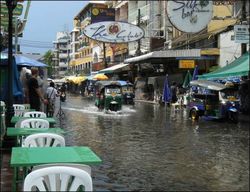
xmin=20 ymin=1 xmax=88 ymax=54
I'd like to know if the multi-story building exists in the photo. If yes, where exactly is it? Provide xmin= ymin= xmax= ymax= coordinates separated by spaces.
xmin=70 ymin=1 xmax=116 ymax=74
xmin=53 ymin=32 xmax=70 ymax=78
xmin=105 ymin=1 xmax=129 ymax=64
xmin=127 ymin=1 xmax=169 ymax=55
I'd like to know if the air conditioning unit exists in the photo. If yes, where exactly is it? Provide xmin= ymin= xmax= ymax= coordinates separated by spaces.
xmin=151 ymin=30 xmax=164 ymax=38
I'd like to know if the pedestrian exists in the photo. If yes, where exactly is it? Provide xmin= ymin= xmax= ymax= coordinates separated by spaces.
xmin=27 ymin=67 xmax=48 ymax=111
xmin=46 ymin=81 xmax=58 ymax=117
xmin=20 ymin=67 xmax=31 ymax=103
xmin=59 ymin=83 xmax=67 ymax=102
xmin=170 ymin=81 xmax=178 ymax=103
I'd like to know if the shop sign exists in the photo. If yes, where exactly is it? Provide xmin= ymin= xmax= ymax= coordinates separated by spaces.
xmin=167 ymin=0 xmax=213 ymax=33
xmin=83 ymin=21 xmax=144 ymax=43
xmin=234 ymin=25 xmax=249 ymax=44
xmin=179 ymin=60 xmax=195 ymax=68
xmin=91 ymin=7 xmax=115 ymax=24
xmin=0 ymin=3 xmax=23 ymax=16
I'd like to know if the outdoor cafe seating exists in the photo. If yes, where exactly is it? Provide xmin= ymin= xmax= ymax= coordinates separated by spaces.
xmin=2 ymin=101 xmax=102 ymax=191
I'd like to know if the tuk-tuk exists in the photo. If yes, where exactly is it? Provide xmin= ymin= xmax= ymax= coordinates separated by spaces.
xmin=118 ymin=80 xmax=135 ymax=105
xmin=94 ymin=81 xmax=122 ymax=112
xmin=188 ymin=80 xmax=239 ymax=123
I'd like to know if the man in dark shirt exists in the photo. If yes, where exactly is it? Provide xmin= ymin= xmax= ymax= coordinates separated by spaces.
xmin=28 ymin=68 xmax=47 ymax=111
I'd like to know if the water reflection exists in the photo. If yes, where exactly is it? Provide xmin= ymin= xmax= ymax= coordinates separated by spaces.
xmin=57 ymin=94 xmax=249 ymax=191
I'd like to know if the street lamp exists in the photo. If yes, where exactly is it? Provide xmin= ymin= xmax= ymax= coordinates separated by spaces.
xmin=5 ymin=0 xmax=17 ymax=126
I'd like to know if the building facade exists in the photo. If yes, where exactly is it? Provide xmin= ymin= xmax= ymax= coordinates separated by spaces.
xmin=53 ymin=32 xmax=70 ymax=78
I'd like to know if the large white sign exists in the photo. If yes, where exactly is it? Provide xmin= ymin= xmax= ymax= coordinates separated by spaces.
xmin=234 ymin=25 xmax=250 ymax=44
xmin=83 ymin=21 xmax=144 ymax=43
xmin=167 ymin=0 xmax=213 ymax=33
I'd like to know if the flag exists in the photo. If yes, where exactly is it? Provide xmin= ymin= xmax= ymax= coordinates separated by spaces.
xmin=192 ymin=65 xmax=199 ymax=91
xmin=192 ymin=65 xmax=199 ymax=80
xmin=182 ymin=70 xmax=192 ymax=88
xmin=162 ymin=75 xmax=171 ymax=103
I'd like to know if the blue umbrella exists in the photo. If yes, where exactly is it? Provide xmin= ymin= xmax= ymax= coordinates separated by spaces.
xmin=192 ymin=65 xmax=199 ymax=80
xmin=162 ymin=75 xmax=171 ymax=103
xmin=14 ymin=55 xmax=47 ymax=67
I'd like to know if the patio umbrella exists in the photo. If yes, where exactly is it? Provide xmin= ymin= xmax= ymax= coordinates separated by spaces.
xmin=182 ymin=70 xmax=192 ymax=88
xmin=93 ymin=74 xmax=108 ymax=80
xmin=162 ymin=75 xmax=171 ymax=103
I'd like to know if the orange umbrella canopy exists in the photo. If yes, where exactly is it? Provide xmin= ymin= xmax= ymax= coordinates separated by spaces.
xmin=93 ymin=74 xmax=108 ymax=80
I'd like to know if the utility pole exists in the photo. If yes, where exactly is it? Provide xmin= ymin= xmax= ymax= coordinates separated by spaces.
xmin=241 ymin=1 xmax=247 ymax=55
xmin=135 ymin=9 xmax=142 ymax=74
xmin=103 ymin=42 xmax=107 ymax=68
xmin=5 ymin=0 xmax=17 ymax=127
xmin=135 ymin=9 xmax=142 ymax=56
xmin=14 ymin=17 xmax=18 ymax=53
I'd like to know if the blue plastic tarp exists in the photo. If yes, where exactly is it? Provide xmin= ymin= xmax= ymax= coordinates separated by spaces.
xmin=1 ymin=53 xmax=47 ymax=67
xmin=0 ymin=57 xmax=23 ymax=102
xmin=15 ymin=55 xmax=47 ymax=67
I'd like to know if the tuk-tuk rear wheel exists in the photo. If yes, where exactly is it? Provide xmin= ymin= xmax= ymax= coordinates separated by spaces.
xmin=190 ymin=109 xmax=199 ymax=120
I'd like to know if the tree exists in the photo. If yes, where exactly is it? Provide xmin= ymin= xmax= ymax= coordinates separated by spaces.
xmin=43 ymin=50 xmax=54 ymax=77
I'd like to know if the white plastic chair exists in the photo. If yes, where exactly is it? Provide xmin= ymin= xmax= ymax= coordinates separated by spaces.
xmin=23 ymin=104 xmax=30 ymax=110
xmin=33 ymin=163 xmax=91 ymax=176
xmin=23 ymin=133 xmax=65 ymax=147
xmin=13 ymin=104 xmax=25 ymax=117
xmin=23 ymin=111 xmax=47 ymax=118
xmin=20 ymin=118 xmax=49 ymax=129
xmin=23 ymin=166 xmax=93 ymax=191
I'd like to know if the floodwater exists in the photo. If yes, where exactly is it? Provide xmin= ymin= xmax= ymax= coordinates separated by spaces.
xmin=57 ymin=94 xmax=249 ymax=191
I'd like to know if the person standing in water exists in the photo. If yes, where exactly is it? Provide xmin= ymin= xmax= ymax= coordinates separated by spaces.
xmin=27 ymin=67 xmax=47 ymax=111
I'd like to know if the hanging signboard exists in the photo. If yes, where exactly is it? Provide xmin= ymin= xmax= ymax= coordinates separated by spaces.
xmin=83 ymin=21 xmax=144 ymax=43
xmin=0 ymin=17 xmax=18 ymax=27
xmin=167 ymin=1 xmax=213 ymax=33
xmin=91 ymin=7 xmax=115 ymax=24
xmin=179 ymin=60 xmax=195 ymax=68
xmin=0 ymin=3 xmax=23 ymax=16
xmin=234 ymin=25 xmax=249 ymax=44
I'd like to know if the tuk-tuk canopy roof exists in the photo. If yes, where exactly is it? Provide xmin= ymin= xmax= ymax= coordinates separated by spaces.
xmin=117 ymin=80 xmax=133 ymax=86
xmin=190 ymin=80 xmax=226 ymax=91
xmin=198 ymin=52 xmax=249 ymax=80
xmin=95 ymin=80 xmax=122 ymax=88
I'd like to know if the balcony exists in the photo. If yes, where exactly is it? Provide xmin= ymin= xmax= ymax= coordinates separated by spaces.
xmin=59 ymin=62 xmax=68 ymax=68
xmin=80 ymin=17 xmax=91 ymax=28
xmin=114 ymin=1 xmax=128 ymax=9
xmin=59 ymin=53 xmax=68 ymax=59
xmin=128 ymin=4 xmax=149 ymax=24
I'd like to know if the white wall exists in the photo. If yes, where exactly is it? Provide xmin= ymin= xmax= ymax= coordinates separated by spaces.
xmin=219 ymin=30 xmax=242 ymax=67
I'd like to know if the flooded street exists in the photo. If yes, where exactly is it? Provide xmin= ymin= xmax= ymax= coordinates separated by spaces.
xmin=58 ymin=94 xmax=249 ymax=191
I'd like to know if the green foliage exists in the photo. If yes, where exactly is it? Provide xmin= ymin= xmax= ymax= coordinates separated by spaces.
xmin=0 ymin=33 xmax=8 ymax=52
xmin=43 ymin=50 xmax=54 ymax=77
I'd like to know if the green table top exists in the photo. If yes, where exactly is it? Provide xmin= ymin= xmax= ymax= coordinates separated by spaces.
xmin=11 ymin=146 xmax=102 ymax=167
xmin=11 ymin=116 xmax=57 ymax=124
xmin=7 ymin=128 xmax=65 ymax=136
